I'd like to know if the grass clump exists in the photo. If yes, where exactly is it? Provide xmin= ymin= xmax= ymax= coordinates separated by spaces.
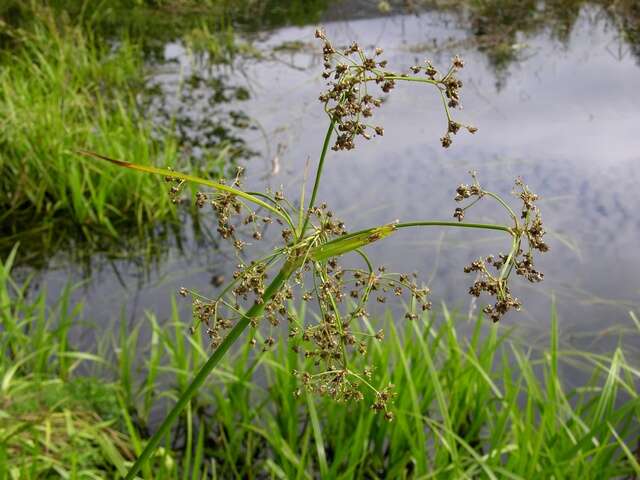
xmin=0 ymin=247 xmax=181 ymax=478
xmin=0 ymin=8 xmax=182 ymax=235
xmin=121 ymin=306 xmax=640 ymax=479
xmin=1 ymin=245 xmax=639 ymax=478
xmin=0 ymin=380 xmax=132 ymax=478
xmin=0 ymin=246 xmax=130 ymax=478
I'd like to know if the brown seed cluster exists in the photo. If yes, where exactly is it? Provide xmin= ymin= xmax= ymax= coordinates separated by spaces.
xmin=177 ymin=186 xmax=421 ymax=417
xmin=464 ymin=255 xmax=523 ymax=323
xmin=315 ymin=28 xmax=476 ymax=151
xmin=193 ymin=167 xmax=276 ymax=252
xmin=208 ymin=168 xmax=252 ymax=243
xmin=316 ymin=29 xmax=387 ymax=151
xmin=516 ymin=178 xmax=549 ymax=254
xmin=308 ymin=202 xmax=347 ymax=237
xmin=182 ymin=293 xmax=235 ymax=349
xmin=164 ymin=172 xmax=185 ymax=204
xmin=289 ymin=254 xmax=431 ymax=418
xmin=454 ymin=174 xmax=549 ymax=322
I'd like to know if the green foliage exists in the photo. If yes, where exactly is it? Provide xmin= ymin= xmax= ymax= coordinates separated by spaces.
xmin=0 ymin=0 xmax=333 ymax=45
xmin=1 ymin=248 xmax=638 ymax=478
xmin=0 ymin=247 xmax=128 ymax=477
xmin=1 ymin=3 xmax=639 ymax=477
xmin=0 ymin=247 xmax=187 ymax=478
xmin=0 ymin=9 xmax=183 ymax=234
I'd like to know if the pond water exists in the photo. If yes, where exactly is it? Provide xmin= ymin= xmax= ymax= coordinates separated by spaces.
xmin=18 ymin=2 xmax=640 ymax=352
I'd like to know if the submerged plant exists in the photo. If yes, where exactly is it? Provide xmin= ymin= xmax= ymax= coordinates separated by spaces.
xmin=80 ymin=29 xmax=548 ymax=478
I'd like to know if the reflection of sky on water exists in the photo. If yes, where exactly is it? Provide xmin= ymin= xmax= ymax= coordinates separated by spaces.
xmin=34 ymin=6 xmax=640 ymax=350
xmin=235 ymin=10 xmax=640 ymax=333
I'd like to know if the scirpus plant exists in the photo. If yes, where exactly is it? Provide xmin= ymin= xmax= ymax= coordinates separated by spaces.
xmin=80 ymin=29 xmax=548 ymax=478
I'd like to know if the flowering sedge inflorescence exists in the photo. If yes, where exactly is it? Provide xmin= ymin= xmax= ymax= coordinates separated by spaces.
xmin=455 ymin=173 xmax=548 ymax=322
xmin=166 ymin=31 xmax=547 ymax=420
xmin=177 ymin=192 xmax=432 ymax=416
xmin=76 ymin=30 xmax=554 ymax=478
xmin=315 ymin=28 xmax=476 ymax=150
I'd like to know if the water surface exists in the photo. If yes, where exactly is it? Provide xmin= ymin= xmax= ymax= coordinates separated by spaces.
xmin=17 ymin=2 xmax=640 ymax=352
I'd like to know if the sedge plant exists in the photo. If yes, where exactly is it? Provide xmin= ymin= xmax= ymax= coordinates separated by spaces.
xmin=80 ymin=29 xmax=549 ymax=478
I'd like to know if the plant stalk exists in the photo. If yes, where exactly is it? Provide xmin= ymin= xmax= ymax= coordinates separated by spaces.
xmin=395 ymin=221 xmax=513 ymax=234
xmin=299 ymin=118 xmax=336 ymax=239
xmin=125 ymin=260 xmax=296 ymax=479
xmin=317 ymin=221 xmax=512 ymax=251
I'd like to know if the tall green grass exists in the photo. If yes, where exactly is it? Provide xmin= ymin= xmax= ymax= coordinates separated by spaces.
xmin=0 ymin=0 xmax=333 ymax=38
xmin=0 ymin=8 xmax=180 ymax=234
xmin=1 ymin=246 xmax=639 ymax=478
xmin=0 ymin=246 xmax=130 ymax=477
xmin=0 ymin=246 xmax=186 ymax=478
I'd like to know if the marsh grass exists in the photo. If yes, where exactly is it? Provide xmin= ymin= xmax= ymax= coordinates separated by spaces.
xmin=0 ymin=3 xmax=262 ymax=251
xmin=0 ymin=8 xmax=184 ymax=234
xmin=1 ymin=248 xmax=638 ymax=478
xmin=0 ymin=247 xmax=187 ymax=478
xmin=0 ymin=0 xmax=331 ymax=49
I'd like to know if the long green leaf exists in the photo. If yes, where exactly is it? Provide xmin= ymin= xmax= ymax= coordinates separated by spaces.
xmin=77 ymin=150 xmax=285 ymax=219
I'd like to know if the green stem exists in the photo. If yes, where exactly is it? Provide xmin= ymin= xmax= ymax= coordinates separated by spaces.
xmin=354 ymin=248 xmax=374 ymax=273
xmin=482 ymin=191 xmax=519 ymax=224
xmin=125 ymin=260 xmax=296 ymax=479
xmin=395 ymin=221 xmax=513 ymax=234
xmin=246 ymin=191 xmax=297 ymax=230
xmin=299 ymin=119 xmax=336 ymax=239
xmin=498 ymin=235 xmax=521 ymax=290
xmin=323 ymin=221 xmax=511 ymax=250
xmin=438 ymin=88 xmax=453 ymax=124
xmin=371 ymin=73 xmax=439 ymax=86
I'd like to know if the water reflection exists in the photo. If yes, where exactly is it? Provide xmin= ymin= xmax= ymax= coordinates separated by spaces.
xmin=145 ymin=62 xmax=256 ymax=165
xmin=5 ymin=1 xmax=640 ymax=349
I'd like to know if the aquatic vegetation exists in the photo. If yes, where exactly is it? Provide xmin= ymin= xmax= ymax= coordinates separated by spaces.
xmin=1 ymin=250 xmax=639 ymax=478
xmin=0 ymin=247 xmax=180 ymax=478
xmin=394 ymin=0 xmax=640 ymax=87
xmin=0 ymin=0 xmax=331 ymax=47
xmin=0 ymin=4 xmax=262 ymax=253
xmin=83 ymin=30 xmax=555 ymax=477
xmin=1 ymin=1 xmax=637 ymax=477
xmin=0 ymin=9 xmax=184 ymax=234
